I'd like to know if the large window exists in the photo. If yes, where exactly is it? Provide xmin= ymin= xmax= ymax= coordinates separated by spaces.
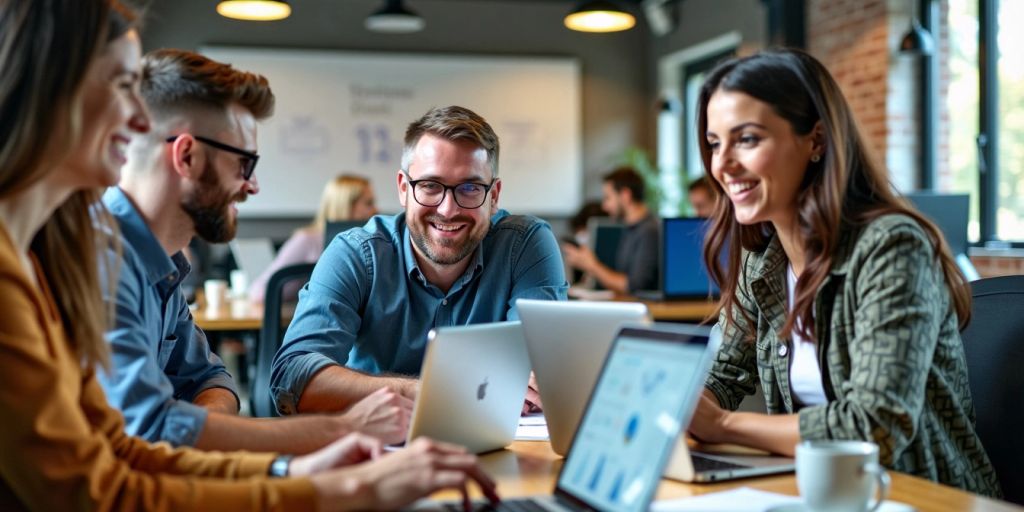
xmin=943 ymin=0 xmax=1024 ymax=243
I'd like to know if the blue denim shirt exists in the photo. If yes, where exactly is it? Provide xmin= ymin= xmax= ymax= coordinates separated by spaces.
xmin=271 ymin=210 xmax=567 ymax=414
xmin=97 ymin=187 xmax=238 ymax=446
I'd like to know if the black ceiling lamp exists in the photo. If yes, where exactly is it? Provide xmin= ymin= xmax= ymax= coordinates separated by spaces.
xmin=365 ymin=0 xmax=425 ymax=33
xmin=899 ymin=1 xmax=934 ymax=56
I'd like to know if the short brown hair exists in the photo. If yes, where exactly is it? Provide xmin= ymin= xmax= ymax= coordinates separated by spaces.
xmin=140 ymin=49 xmax=274 ymax=124
xmin=603 ymin=166 xmax=645 ymax=203
xmin=401 ymin=105 xmax=500 ymax=176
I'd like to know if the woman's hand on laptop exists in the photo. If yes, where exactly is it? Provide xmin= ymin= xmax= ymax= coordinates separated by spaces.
xmin=291 ymin=432 xmax=384 ymax=477
xmin=341 ymin=387 xmax=414 ymax=444
xmin=309 ymin=437 xmax=500 ymax=511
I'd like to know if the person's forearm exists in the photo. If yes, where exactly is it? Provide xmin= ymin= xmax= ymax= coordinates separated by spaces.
xmin=194 ymin=411 xmax=352 ymax=455
xmin=588 ymin=262 xmax=628 ymax=295
xmin=298 ymin=365 xmax=417 ymax=414
xmin=193 ymin=386 xmax=240 ymax=415
xmin=721 ymin=412 xmax=802 ymax=457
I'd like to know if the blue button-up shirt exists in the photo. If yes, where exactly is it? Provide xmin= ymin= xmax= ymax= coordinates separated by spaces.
xmin=271 ymin=210 xmax=567 ymax=414
xmin=97 ymin=187 xmax=238 ymax=446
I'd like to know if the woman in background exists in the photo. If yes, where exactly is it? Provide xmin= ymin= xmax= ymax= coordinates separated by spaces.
xmin=687 ymin=48 xmax=1000 ymax=497
xmin=0 ymin=1 xmax=495 ymax=510
xmin=249 ymin=174 xmax=377 ymax=302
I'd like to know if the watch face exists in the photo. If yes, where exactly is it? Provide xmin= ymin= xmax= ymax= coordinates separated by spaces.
xmin=269 ymin=455 xmax=292 ymax=478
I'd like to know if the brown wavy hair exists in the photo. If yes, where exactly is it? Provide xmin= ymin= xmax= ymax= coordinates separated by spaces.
xmin=698 ymin=48 xmax=970 ymax=342
xmin=0 ymin=0 xmax=138 ymax=369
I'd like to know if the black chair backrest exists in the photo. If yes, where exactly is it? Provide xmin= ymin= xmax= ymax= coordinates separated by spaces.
xmin=250 ymin=263 xmax=315 ymax=418
xmin=961 ymin=274 xmax=1024 ymax=504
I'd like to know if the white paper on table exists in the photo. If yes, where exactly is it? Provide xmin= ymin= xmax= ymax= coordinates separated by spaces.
xmin=515 ymin=413 xmax=549 ymax=441
xmin=651 ymin=487 xmax=800 ymax=512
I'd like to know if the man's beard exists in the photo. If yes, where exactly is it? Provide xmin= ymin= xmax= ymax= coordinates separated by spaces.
xmin=181 ymin=162 xmax=245 ymax=244
xmin=409 ymin=213 xmax=487 ymax=266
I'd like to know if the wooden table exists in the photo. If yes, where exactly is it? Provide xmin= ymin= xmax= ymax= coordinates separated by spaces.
xmin=641 ymin=299 xmax=718 ymax=322
xmin=433 ymin=441 xmax=1020 ymax=511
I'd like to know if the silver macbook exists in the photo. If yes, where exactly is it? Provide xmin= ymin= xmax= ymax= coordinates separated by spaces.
xmin=407 ymin=321 xmax=531 ymax=454
xmin=413 ymin=322 xmax=720 ymax=512
xmin=517 ymin=299 xmax=651 ymax=456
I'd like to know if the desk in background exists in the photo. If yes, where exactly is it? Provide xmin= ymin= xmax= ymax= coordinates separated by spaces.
xmin=435 ymin=441 xmax=1019 ymax=511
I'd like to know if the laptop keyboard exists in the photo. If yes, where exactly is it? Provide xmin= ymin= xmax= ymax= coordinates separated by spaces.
xmin=439 ymin=499 xmax=550 ymax=512
xmin=691 ymin=453 xmax=749 ymax=472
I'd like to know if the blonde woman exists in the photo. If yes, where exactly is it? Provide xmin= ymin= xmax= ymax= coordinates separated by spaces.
xmin=0 ymin=1 xmax=495 ymax=510
xmin=249 ymin=174 xmax=377 ymax=303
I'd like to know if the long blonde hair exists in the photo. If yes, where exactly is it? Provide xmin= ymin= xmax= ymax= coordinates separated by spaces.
xmin=0 ymin=0 xmax=137 ymax=369
xmin=310 ymin=174 xmax=372 ymax=232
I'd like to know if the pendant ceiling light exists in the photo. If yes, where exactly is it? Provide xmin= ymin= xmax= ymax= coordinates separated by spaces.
xmin=217 ymin=0 xmax=291 ymax=21
xmin=898 ymin=0 xmax=934 ymax=56
xmin=365 ymin=0 xmax=425 ymax=33
xmin=564 ymin=0 xmax=636 ymax=33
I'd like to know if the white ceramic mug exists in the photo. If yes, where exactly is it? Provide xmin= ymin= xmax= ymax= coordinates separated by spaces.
xmin=229 ymin=269 xmax=248 ymax=298
xmin=796 ymin=440 xmax=890 ymax=512
xmin=204 ymin=279 xmax=229 ymax=310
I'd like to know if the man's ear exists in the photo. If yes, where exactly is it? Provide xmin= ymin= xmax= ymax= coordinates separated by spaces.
xmin=396 ymin=169 xmax=408 ymax=208
xmin=488 ymin=177 xmax=502 ymax=216
xmin=168 ymin=134 xmax=201 ymax=179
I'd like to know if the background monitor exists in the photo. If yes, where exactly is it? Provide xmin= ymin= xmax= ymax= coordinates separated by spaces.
xmin=661 ymin=217 xmax=720 ymax=300
xmin=587 ymin=217 xmax=625 ymax=290
xmin=904 ymin=192 xmax=978 ymax=280
xmin=323 ymin=220 xmax=367 ymax=251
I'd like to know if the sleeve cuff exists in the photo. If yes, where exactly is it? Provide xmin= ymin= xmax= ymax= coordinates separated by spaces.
xmin=705 ymin=379 xmax=738 ymax=411
xmin=194 ymin=376 xmax=241 ymax=410
xmin=798 ymin=403 xmax=830 ymax=441
xmin=273 ymin=353 xmax=338 ymax=415
xmin=160 ymin=399 xmax=210 ymax=447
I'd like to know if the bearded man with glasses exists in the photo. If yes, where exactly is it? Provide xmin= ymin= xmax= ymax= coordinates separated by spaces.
xmin=272 ymin=105 xmax=568 ymax=417
xmin=99 ymin=49 xmax=410 ymax=456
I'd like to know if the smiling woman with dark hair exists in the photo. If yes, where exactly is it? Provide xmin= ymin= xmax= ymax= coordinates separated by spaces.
xmin=687 ymin=48 xmax=1001 ymax=497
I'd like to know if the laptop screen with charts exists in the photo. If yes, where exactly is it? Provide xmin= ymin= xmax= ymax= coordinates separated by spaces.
xmin=412 ymin=323 xmax=719 ymax=512
xmin=516 ymin=299 xmax=652 ymax=456
xmin=406 ymin=321 xmax=531 ymax=454
xmin=661 ymin=217 xmax=720 ymax=299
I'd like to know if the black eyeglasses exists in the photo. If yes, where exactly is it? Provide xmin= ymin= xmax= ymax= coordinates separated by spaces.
xmin=402 ymin=171 xmax=497 ymax=209
xmin=165 ymin=135 xmax=259 ymax=181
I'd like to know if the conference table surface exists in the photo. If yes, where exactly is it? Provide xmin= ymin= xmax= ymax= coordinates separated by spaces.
xmin=192 ymin=296 xmax=718 ymax=332
xmin=431 ymin=441 xmax=1019 ymax=511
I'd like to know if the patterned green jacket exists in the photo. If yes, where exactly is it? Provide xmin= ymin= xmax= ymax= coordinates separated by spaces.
xmin=705 ymin=214 xmax=1001 ymax=497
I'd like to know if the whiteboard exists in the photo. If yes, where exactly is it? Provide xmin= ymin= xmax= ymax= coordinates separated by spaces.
xmin=201 ymin=47 xmax=582 ymax=217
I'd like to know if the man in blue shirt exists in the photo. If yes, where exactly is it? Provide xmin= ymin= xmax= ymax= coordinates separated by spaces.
xmin=272 ymin=106 xmax=568 ymax=415
xmin=100 ymin=49 xmax=408 ymax=453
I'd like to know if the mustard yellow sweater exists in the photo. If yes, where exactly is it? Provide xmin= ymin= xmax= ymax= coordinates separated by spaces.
xmin=0 ymin=225 xmax=317 ymax=511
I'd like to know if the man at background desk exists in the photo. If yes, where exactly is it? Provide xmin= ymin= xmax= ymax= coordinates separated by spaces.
xmin=272 ymin=105 xmax=568 ymax=415
xmin=562 ymin=167 xmax=660 ymax=294
xmin=100 ymin=49 xmax=406 ymax=454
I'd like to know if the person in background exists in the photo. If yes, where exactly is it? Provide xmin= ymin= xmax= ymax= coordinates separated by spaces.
xmin=249 ymin=174 xmax=377 ymax=303
xmin=687 ymin=48 xmax=1000 ymax=497
xmin=0 ymin=1 xmax=497 ymax=510
xmin=687 ymin=175 xmax=717 ymax=218
xmin=561 ymin=167 xmax=659 ymax=294
xmin=272 ymin=105 xmax=567 ymax=416
xmin=100 ymin=49 xmax=410 ymax=454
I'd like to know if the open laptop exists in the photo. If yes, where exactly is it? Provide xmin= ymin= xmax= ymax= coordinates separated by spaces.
xmin=516 ymin=299 xmax=651 ymax=456
xmin=406 ymin=321 xmax=531 ymax=454
xmin=636 ymin=217 xmax=720 ymax=300
xmin=415 ymin=323 xmax=720 ymax=512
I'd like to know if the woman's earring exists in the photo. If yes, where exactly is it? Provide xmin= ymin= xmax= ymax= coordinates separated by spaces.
xmin=810 ymin=154 xmax=821 ymax=163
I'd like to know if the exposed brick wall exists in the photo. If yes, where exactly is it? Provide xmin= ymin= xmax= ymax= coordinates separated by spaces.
xmin=971 ymin=254 xmax=1024 ymax=278
xmin=806 ymin=0 xmax=892 ymax=175
xmin=805 ymin=0 xmax=952 ymax=192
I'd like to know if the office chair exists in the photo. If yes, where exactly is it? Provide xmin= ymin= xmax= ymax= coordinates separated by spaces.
xmin=250 ymin=263 xmax=315 ymax=418
xmin=961 ymin=274 xmax=1024 ymax=504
